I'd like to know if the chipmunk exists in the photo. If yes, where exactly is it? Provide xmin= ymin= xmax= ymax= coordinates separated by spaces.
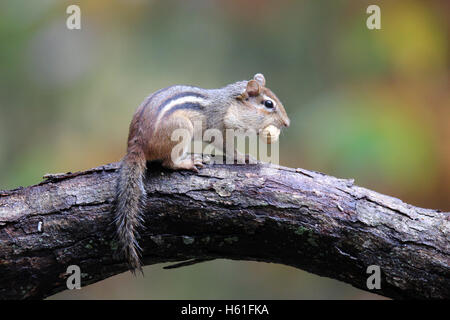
xmin=114 ymin=73 xmax=290 ymax=273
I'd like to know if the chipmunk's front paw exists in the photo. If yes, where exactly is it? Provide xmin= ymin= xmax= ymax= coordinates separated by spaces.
xmin=190 ymin=153 xmax=211 ymax=165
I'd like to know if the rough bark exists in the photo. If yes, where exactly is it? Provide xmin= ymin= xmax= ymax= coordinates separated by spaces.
xmin=0 ymin=161 xmax=448 ymax=300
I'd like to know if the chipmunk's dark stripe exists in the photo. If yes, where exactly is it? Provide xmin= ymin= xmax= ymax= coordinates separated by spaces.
xmin=136 ymin=86 xmax=176 ymax=121
xmin=156 ymin=91 xmax=206 ymax=114
xmin=163 ymin=102 xmax=204 ymax=118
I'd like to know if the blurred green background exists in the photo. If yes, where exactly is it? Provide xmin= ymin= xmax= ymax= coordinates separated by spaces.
xmin=0 ymin=0 xmax=448 ymax=299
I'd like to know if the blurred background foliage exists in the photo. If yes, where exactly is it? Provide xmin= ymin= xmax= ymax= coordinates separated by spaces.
xmin=0 ymin=0 xmax=448 ymax=299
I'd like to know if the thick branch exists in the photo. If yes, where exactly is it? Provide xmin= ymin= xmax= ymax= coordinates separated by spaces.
xmin=0 ymin=162 xmax=448 ymax=299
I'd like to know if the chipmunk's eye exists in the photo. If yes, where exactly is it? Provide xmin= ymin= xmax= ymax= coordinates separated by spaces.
xmin=263 ymin=100 xmax=274 ymax=109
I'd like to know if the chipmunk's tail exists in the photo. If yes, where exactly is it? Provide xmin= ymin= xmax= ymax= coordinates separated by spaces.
xmin=113 ymin=148 xmax=147 ymax=275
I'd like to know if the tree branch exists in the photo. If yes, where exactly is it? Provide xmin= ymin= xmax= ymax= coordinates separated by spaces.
xmin=0 ymin=162 xmax=448 ymax=299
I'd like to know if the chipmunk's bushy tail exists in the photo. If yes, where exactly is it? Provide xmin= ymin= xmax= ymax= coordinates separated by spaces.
xmin=114 ymin=149 xmax=147 ymax=275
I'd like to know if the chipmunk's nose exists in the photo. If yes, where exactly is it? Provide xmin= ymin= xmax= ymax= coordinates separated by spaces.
xmin=283 ymin=117 xmax=290 ymax=128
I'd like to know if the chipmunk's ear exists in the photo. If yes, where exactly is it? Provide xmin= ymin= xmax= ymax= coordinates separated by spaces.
xmin=246 ymin=79 xmax=261 ymax=96
xmin=253 ymin=73 xmax=266 ymax=87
